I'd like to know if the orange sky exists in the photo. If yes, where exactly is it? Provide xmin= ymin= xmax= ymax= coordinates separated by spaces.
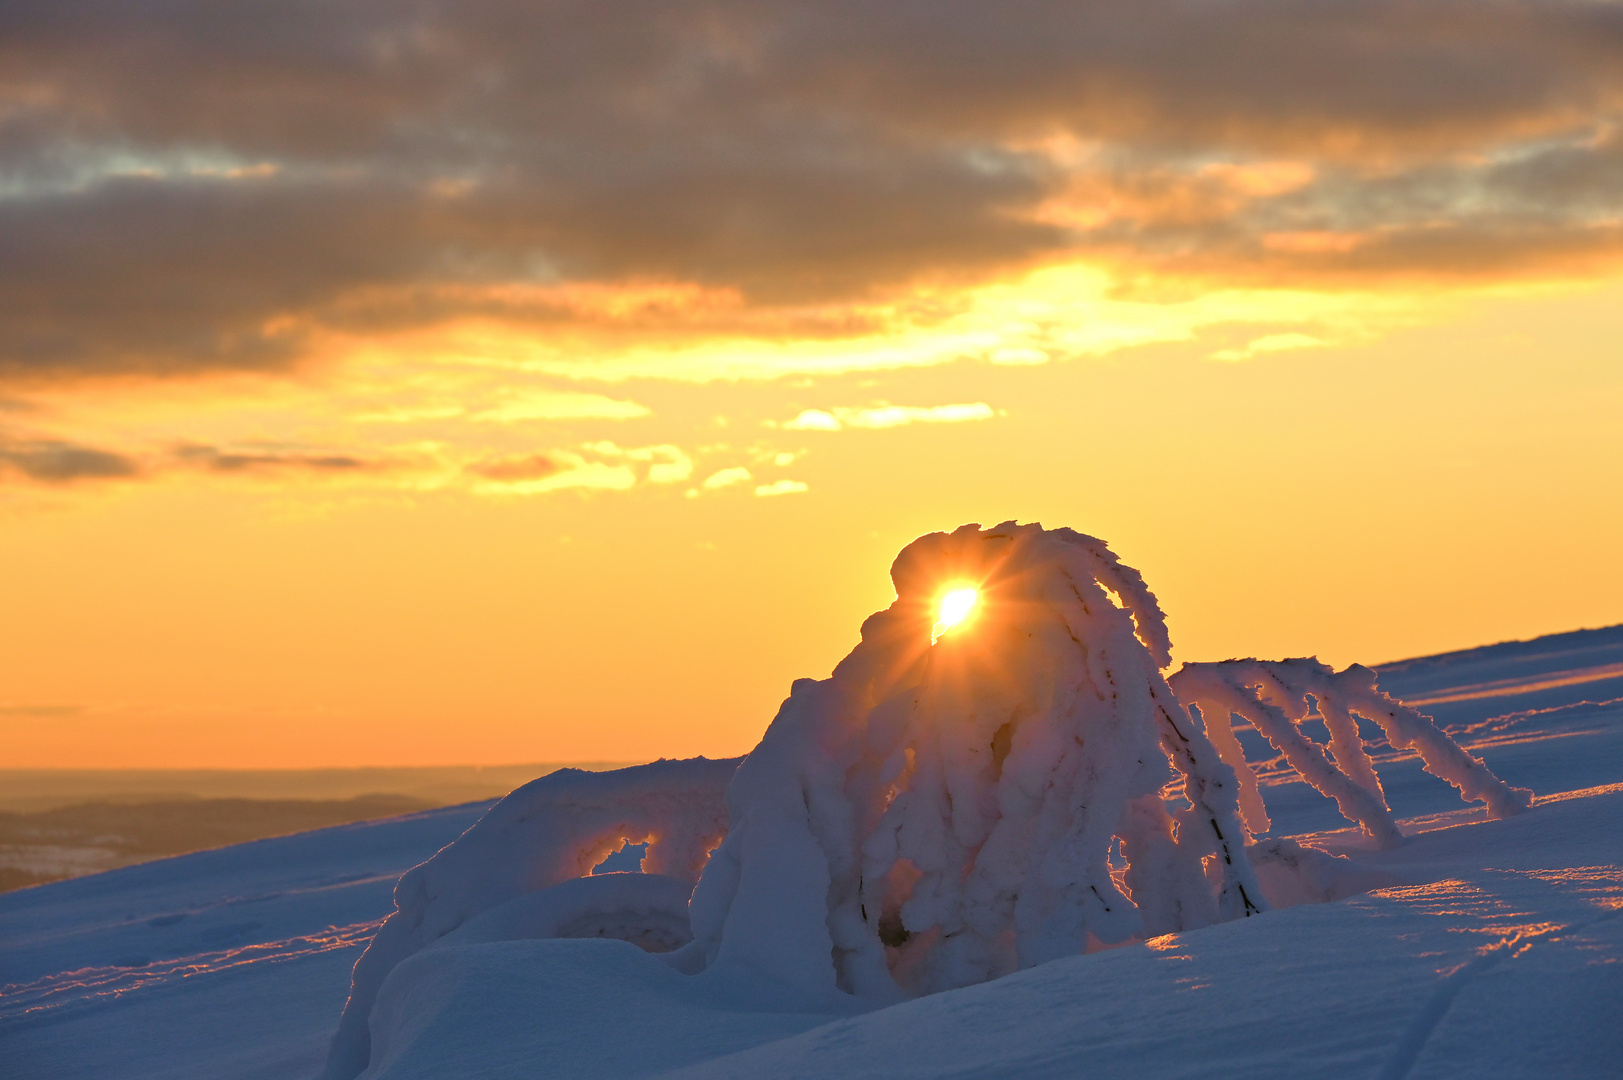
xmin=3 ymin=0 xmax=1621 ymax=767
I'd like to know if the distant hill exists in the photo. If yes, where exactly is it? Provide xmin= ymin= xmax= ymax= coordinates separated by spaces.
xmin=0 ymin=794 xmax=436 ymax=893
xmin=0 ymin=761 xmax=635 ymax=894
xmin=0 ymin=762 xmax=635 ymax=814
xmin=1377 ymin=622 xmax=1623 ymax=679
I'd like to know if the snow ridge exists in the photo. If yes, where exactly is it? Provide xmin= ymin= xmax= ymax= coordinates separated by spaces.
xmin=320 ymin=757 xmax=738 ymax=1080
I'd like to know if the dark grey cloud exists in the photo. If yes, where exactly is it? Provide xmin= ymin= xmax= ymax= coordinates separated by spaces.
xmin=0 ymin=434 xmax=141 ymax=483
xmin=0 ymin=430 xmax=391 ymax=486
xmin=3 ymin=0 xmax=1622 ymax=379
xmin=172 ymin=443 xmax=371 ymax=473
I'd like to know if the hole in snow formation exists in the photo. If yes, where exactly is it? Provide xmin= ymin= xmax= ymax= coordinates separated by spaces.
xmin=590 ymin=840 xmax=648 ymax=875
xmin=932 ymin=586 xmax=979 ymax=643
xmin=877 ymin=910 xmax=911 ymax=948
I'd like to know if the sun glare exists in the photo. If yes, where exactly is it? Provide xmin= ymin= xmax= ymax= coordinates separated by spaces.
xmin=932 ymin=587 xmax=980 ymax=644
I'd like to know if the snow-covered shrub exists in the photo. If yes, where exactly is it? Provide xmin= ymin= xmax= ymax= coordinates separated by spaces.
xmin=323 ymin=521 xmax=1541 ymax=1079
xmin=321 ymin=757 xmax=738 ymax=1080
xmin=682 ymin=522 xmax=1266 ymax=1004
xmin=1170 ymin=658 xmax=1532 ymax=848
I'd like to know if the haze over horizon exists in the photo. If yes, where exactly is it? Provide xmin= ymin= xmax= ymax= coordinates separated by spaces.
xmin=2 ymin=0 xmax=1620 ymax=769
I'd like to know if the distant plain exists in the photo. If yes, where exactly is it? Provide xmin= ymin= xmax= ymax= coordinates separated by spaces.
xmin=0 ymin=764 xmax=631 ymax=894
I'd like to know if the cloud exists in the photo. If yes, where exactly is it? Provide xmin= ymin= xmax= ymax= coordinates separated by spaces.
xmin=781 ymin=403 xmax=997 ymax=431
xmin=1208 ymin=333 xmax=1327 ymax=362
xmin=0 ymin=703 xmax=84 ymax=718
xmin=466 ymin=453 xmax=564 ymax=483
xmin=580 ymin=442 xmax=693 ymax=483
xmin=470 ymin=391 xmax=651 ymax=424
xmin=4 ymin=0 xmax=1623 ymax=380
xmin=754 ymin=479 xmax=808 ymax=497
xmin=781 ymin=410 xmax=843 ymax=432
xmin=0 ymin=423 xmax=405 ymax=488
xmin=701 ymin=466 xmax=754 ymax=490
xmin=173 ymin=443 xmax=370 ymax=474
xmin=466 ymin=450 xmax=636 ymax=495
xmin=0 ymin=400 xmax=708 ymax=499
xmin=0 ymin=435 xmax=140 ymax=483
xmin=464 ymin=441 xmax=697 ymax=495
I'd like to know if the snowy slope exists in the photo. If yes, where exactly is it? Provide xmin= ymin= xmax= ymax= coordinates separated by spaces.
xmin=1 ymin=805 xmax=489 ymax=1080
xmin=345 ymin=784 xmax=1622 ymax=1080
xmin=3 ymin=626 xmax=1622 ymax=1080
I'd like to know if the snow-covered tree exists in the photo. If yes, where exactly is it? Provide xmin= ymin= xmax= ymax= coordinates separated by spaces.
xmin=685 ymin=522 xmax=1265 ymax=1003
xmin=322 ymin=522 xmax=1536 ymax=1079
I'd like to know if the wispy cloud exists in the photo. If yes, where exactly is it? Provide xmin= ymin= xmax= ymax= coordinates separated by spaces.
xmin=469 ymin=391 xmax=651 ymax=424
xmin=1208 ymin=333 xmax=1328 ymax=362
xmin=701 ymin=466 xmax=754 ymax=491
xmin=0 ymin=703 xmax=85 ymax=718
xmin=465 ymin=451 xmax=635 ymax=495
xmin=781 ymin=403 xmax=998 ymax=431
xmin=173 ymin=443 xmax=371 ymax=474
xmin=464 ymin=442 xmax=703 ymax=496
xmin=0 ymin=434 xmax=140 ymax=483
xmin=754 ymin=479 xmax=808 ymax=497
xmin=581 ymin=442 xmax=693 ymax=484
xmin=465 ymin=452 xmax=565 ymax=483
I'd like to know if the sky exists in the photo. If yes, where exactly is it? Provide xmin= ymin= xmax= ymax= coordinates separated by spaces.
xmin=2 ymin=0 xmax=1621 ymax=769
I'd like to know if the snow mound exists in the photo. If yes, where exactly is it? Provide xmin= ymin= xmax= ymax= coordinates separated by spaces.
xmin=322 ymin=757 xmax=738 ymax=1080
xmin=322 ymin=521 xmax=1541 ymax=1080
xmin=686 ymin=522 xmax=1264 ymax=1006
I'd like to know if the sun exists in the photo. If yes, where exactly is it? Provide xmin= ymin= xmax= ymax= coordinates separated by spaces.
xmin=932 ymin=587 xmax=980 ymax=644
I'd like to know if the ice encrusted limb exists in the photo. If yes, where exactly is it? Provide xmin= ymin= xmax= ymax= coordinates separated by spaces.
xmin=688 ymin=522 xmax=1266 ymax=1003
xmin=1174 ymin=660 xmax=1405 ymax=848
xmin=1184 ymin=690 xmax=1272 ymax=836
xmin=320 ymin=757 xmax=738 ymax=1080
xmin=1170 ymin=659 xmax=1531 ymax=850
xmin=1332 ymin=663 xmax=1533 ymax=819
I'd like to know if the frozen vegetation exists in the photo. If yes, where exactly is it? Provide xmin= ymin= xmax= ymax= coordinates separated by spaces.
xmin=4 ymin=523 xmax=1621 ymax=1080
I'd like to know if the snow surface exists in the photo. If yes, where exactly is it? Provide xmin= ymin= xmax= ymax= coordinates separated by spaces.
xmin=322 ymin=756 xmax=736 ymax=1080
xmin=4 ymin=530 xmax=1621 ymax=1079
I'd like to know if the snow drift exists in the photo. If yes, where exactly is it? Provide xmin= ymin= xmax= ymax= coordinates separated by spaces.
xmin=322 ymin=757 xmax=737 ymax=1080
xmin=322 ymin=521 xmax=1531 ymax=1080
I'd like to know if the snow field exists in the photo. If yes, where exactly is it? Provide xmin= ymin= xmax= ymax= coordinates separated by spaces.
xmin=4 ymin=524 xmax=1621 ymax=1080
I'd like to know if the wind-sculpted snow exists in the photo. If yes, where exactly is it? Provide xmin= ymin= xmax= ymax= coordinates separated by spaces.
xmin=686 ymin=522 xmax=1264 ymax=1005
xmin=316 ymin=522 xmax=1554 ymax=1080
xmin=1172 ymin=658 xmax=1532 ymax=849
xmin=321 ymin=758 xmax=738 ymax=1080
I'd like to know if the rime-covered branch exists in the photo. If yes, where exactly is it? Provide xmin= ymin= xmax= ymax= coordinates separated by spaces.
xmin=1332 ymin=664 xmax=1533 ymax=819
xmin=1170 ymin=658 xmax=1531 ymax=851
